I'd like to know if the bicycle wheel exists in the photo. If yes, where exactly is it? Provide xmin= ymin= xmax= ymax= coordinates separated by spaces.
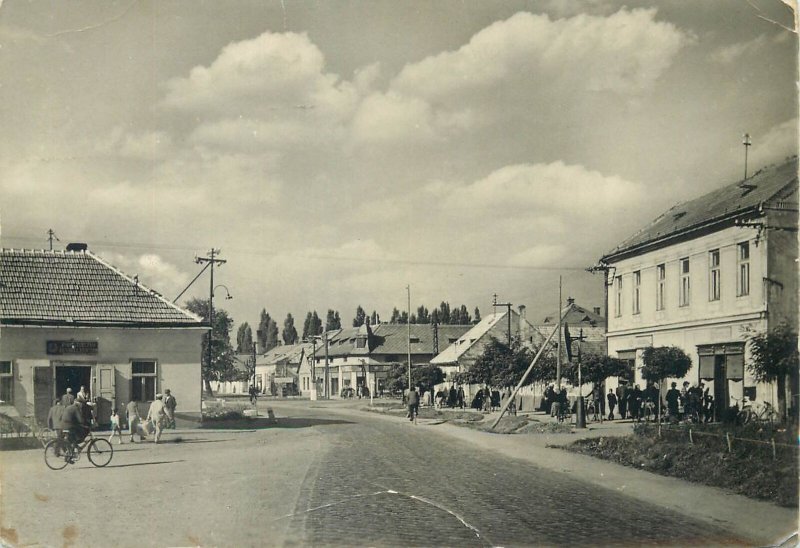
xmin=44 ymin=439 xmax=69 ymax=470
xmin=87 ymin=438 xmax=113 ymax=467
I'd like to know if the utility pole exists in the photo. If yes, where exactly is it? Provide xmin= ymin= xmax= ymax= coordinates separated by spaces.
xmin=570 ymin=328 xmax=588 ymax=428
xmin=557 ymin=276 xmax=562 ymax=391
xmin=743 ymin=133 xmax=752 ymax=179
xmin=492 ymin=293 xmax=513 ymax=346
xmin=309 ymin=337 xmax=317 ymax=401
xmin=407 ymin=285 xmax=412 ymax=391
xmin=196 ymin=249 xmax=227 ymax=393
xmin=323 ymin=330 xmax=330 ymax=399
xmin=47 ymin=229 xmax=59 ymax=251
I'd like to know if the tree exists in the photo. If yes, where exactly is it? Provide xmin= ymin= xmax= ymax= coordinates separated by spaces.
xmin=565 ymin=353 xmax=627 ymax=387
xmin=236 ymin=322 xmax=253 ymax=353
xmin=474 ymin=307 xmax=481 ymax=323
xmin=311 ymin=311 xmax=322 ymax=336
xmin=457 ymin=337 xmax=535 ymax=388
xmin=385 ymin=363 xmax=444 ymax=394
xmin=641 ymin=346 xmax=692 ymax=424
xmin=333 ymin=311 xmax=342 ymax=330
xmin=282 ymin=313 xmax=298 ymax=345
xmin=266 ymin=318 xmax=279 ymax=351
xmin=302 ymin=312 xmax=313 ymax=341
xmin=370 ymin=310 xmax=380 ymax=326
xmin=438 ymin=302 xmax=451 ymax=324
xmin=257 ymin=309 xmax=270 ymax=351
xmin=456 ymin=305 xmax=471 ymax=324
xmin=389 ymin=308 xmax=401 ymax=324
xmin=185 ymin=298 xmax=236 ymax=396
xmin=353 ymin=305 xmax=366 ymax=327
xmin=747 ymin=323 xmax=799 ymax=420
xmin=416 ymin=305 xmax=430 ymax=324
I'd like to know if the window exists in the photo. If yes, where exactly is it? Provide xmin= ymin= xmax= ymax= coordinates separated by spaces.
xmin=737 ymin=242 xmax=750 ymax=296
xmin=656 ymin=264 xmax=666 ymax=311
xmin=131 ymin=360 xmax=156 ymax=401
xmin=0 ymin=361 xmax=13 ymax=404
xmin=632 ymin=271 xmax=641 ymax=314
xmin=679 ymin=258 xmax=690 ymax=307
xmin=614 ymin=276 xmax=623 ymax=317
xmin=409 ymin=337 xmax=420 ymax=344
xmin=355 ymin=337 xmax=366 ymax=349
xmin=709 ymin=249 xmax=720 ymax=301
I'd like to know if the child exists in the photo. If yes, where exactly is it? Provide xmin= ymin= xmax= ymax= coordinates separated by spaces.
xmin=108 ymin=408 xmax=123 ymax=445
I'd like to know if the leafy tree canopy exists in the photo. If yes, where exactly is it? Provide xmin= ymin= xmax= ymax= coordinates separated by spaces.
xmin=184 ymin=298 xmax=237 ymax=393
xmin=640 ymin=346 xmax=692 ymax=383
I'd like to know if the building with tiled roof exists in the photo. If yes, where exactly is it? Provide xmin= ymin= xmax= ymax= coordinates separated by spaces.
xmin=0 ymin=247 xmax=206 ymax=422
xmin=535 ymin=298 xmax=607 ymax=360
xmin=598 ymin=158 xmax=798 ymax=419
xmin=431 ymin=307 xmax=545 ymax=379
xmin=304 ymin=322 xmax=472 ymax=397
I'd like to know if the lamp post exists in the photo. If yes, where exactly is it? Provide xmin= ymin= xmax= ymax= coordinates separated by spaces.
xmin=308 ymin=337 xmax=318 ymax=401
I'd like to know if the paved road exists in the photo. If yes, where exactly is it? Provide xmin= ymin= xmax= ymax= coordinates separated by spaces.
xmin=279 ymin=402 xmax=742 ymax=547
xmin=1 ymin=401 xmax=747 ymax=547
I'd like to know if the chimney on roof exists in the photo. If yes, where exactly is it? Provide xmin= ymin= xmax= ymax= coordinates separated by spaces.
xmin=66 ymin=243 xmax=88 ymax=252
xmin=518 ymin=305 xmax=528 ymax=344
xmin=566 ymin=297 xmax=575 ymax=306
xmin=593 ymin=307 xmax=601 ymax=315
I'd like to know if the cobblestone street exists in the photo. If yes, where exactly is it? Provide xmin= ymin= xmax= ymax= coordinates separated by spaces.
xmin=0 ymin=400 xmax=776 ymax=547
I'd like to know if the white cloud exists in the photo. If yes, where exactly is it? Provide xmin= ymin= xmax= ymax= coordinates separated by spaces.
xmin=101 ymin=252 xmax=190 ymax=299
xmin=392 ymin=9 xmax=690 ymax=99
xmin=508 ymin=244 xmax=568 ymax=267
xmin=96 ymin=128 xmax=173 ymax=159
xmin=751 ymin=118 xmax=798 ymax=168
xmin=710 ymin=34 xmax=769 ymax=65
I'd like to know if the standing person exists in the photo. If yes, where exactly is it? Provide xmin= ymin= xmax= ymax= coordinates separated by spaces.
xmin=457 ymin=385 xmax=465 ymax=409
xmin=629 ymin=384 xmax=642 ymax=422
xmin=616 ymin=382 xmax=628 ymax=420
xmin=126 ymin=400 xmax=145 ymax=442
xmin=47 ymin=399 xmax=64 ymax=439
xmin=591 ymin=386 xmax=602 ymax=421
xmin=77 ymin=385 xmax=89 ymax=402
xmin=61 ymin=387 xmax=75 ymax=407
xmin=448 ymin=385 xmax=457 ymax=408
xmin=407 ymin=385 xmax=419 ymax=424
xmin=666 ymin=382 xmax=681 ymax=423
xmin=163 ymin=389 xmax=177 ymax=429
xmin=607 ymin=389 xmax=617 ymax=420
xmin=108 ymin=408 xmax=123 ymax=445
xmin=146 ymin=394 xmax=167 ymax=443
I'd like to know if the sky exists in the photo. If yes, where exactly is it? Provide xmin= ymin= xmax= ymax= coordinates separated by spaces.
xmin=0 ymin=0 xmax=797 ymax=332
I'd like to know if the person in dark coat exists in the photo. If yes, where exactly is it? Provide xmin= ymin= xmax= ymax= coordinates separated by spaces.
xmin=457 ymin=385 xmax=465 ymax=409
xmin=448 ymin=385 xmax=457 ymax=408
xmin=60 ymin=400 xmax=89 ymax=448
xmin=628 ymin=384 xmax=642 ymax=422
xmin=472 ymin=389 xmax=484 ymax=410
xmin=61 ymin=387 xmax=75 ymax=407
xmin=607 ymin=389 xmax=617 ymax=420
xmin=544 ymin=385 xmax=555 ymax=414
xmin=665 ymin=382 xmax=681 ymax=422
xmin=47 ymin=399 xmax=64 ymax=439
xmin=616 ymin=382 xmax=628 ymax=419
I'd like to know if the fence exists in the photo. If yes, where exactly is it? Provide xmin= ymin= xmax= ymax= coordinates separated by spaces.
xmin=635 ymin=422 xmax=799 ymax=461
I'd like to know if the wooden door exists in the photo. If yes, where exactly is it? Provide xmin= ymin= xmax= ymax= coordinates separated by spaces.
xmin=33 ymin=366 xmax=53 ymax=426
xmin=95 ymin=365 xmax=115 ymax=426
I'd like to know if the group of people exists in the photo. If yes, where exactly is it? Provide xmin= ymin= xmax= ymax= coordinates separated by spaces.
xmin=470 ymin=386 xmax=503 ymax=412
xmin=609 ymin=381 xmax=714 ymax=422
xmin=434 ymin=385 xmax=466 ymax=409
xmin=47 ymin=386 xmax=178 ymax=448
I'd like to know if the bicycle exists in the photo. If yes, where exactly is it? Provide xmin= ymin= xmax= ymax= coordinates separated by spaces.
xmin=44 ymin=430 xmax=114 ymax=470
xmin=735 ymin=397 xmax=779 ymax=425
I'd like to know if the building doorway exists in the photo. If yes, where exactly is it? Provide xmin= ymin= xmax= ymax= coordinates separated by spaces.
xmin=55 ymin=363 xmax=92 ymax=399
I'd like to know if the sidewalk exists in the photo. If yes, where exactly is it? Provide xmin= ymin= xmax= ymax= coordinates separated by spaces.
xmin=355 ymin=404 xmax=799 ymax=547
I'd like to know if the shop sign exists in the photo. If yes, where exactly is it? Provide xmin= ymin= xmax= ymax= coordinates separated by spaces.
xmin=46 ymin=340 xmax=99 ymax=355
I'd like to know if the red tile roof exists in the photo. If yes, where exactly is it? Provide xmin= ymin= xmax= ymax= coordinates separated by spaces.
xmin=0 ymin=249 xmax=204 ymax=327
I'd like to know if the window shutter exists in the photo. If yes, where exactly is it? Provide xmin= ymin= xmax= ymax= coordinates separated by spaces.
xmin=726 ymin=353 xmax=744 ymax=380
xmin=699 ymin=355 xmax=715 ymax=379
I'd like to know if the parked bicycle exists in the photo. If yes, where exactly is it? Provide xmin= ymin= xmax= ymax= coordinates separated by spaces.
xmin=44 ymin=431 xmax=113 ymax=470
xmin=734 ymin=397 xmax=779 ymax=425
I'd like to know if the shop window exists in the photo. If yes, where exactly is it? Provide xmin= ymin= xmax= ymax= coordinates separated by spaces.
xmin=737 ymin=242 xmax=750 ymax=296
xmin=0 ymin=361 xmax=13 ymax=404
xmin=709 ymin=249 xmax=721 ymax=301
xmin=132 ymin=360 xmax=157 ymax=402
xmin=679 ymin=258 xmax=690 ymax=307
xmin=656 ymin=264 xmax=666 ymax=311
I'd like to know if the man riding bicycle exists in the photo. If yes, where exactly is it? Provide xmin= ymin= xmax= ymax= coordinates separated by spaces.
xmin=59 ymin=399 xmax=90 ymax=458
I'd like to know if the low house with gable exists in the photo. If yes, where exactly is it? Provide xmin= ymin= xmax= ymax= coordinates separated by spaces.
xmin=259 ymin=342 xmax=310 ymax=396
xmin=431 ymin=306 xmax=545 ymax=380
xmin=0 ymin=246 xmax=206 ymax=425
xmin=599 ymin=158 xmax=798 ymax=419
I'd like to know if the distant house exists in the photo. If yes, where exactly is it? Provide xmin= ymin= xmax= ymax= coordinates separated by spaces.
xmin=599 ymin=158 xmax=798 ymax=418
xmin=307 ymin=322 xmax=471 ymax=397
xmin=259 ymin=343 xmax=310 ymax=396
xmin=0 ymin=247 xmax=206 ymax=424
xmin=535 ymin=298 xmax=607 ymax=362
xmin=431 ymin=307 xmax=545 ymax=379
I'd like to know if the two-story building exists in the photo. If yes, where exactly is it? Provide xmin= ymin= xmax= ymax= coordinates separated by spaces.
xmin=599 ymin=158 xmax=798 ymax=419
xmin=0 ymin=247 xmax=206 ymax=424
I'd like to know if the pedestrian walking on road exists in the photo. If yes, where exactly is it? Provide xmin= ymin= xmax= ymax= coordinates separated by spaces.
xmin=448 ymin=385 xmax=457 ymax=408
xmin=146 ymin=394 xmax=167 ymax=443
xmin=127 ymin=400 xmax=146 ymax=442
xmin=457 ymin=385 xmax=465 ymax=409
xmin=164 ymin=389 xmax=177 ymax=429
xmin=628 ymin=384 xmax=642 ymax=422
xmin=607 ymin=389 xmax=617 ymax=420
xmin=407 ymin=386 xmax=419 ymax=424
xmin=108 ymin=408 xmax=123 ymax=444
xmin=47 ymin=399 xmax=64 ymax=439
